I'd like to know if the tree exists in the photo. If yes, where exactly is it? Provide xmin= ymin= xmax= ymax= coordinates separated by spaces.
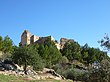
xmin=38 ymin=37 xmax=62 ymax=68
xmin=98 ymin=34 xmax=110 ymax=61
xmin=81 ymin=43 xmax=107 ymax=64
xmin=86 ymin=34 xmax=110 ymax=82
xmin=59 ymin=56 xmax=69 ymax=64
xmin=47 ymin=45 xmax=62 ymax=65
xmin=2 ymin=35 xmax=13 ymax=53
xmin=88 ymin=59 xmax=110 ymax=82
xmin=61 ymin=40 xmax=81 ymax=61
xmin=98 ymin=34 xmax=110 ymax=50
xmin=12 ymin=46 xmax=44 ymax=74
xmin=0 ymin=35 xmax=13 ymax=59
xmin=0 ymin=36 xmax=3 ymax=51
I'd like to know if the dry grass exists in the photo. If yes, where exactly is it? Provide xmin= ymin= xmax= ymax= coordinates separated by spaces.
xmin=0 ymin=74 xmax=73 ymax=82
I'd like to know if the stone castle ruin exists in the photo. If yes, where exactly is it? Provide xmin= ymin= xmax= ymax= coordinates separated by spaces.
xmin=20 ymin=30 xmax=61 ymax=49
xmin=20 ymin=30 xmax=72 ymax=49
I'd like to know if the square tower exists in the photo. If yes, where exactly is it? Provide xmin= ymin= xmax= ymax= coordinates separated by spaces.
xmin=21 ymin=30 xmax=32 ymax=46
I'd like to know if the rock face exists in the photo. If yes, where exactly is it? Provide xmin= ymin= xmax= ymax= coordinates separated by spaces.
xmin=40 ymin=68 xmax=65 ymax=80
xmin=60 ymin=38 xmax=74 ymax=49
xmin=0 ymin=66 xmax=65 ymax=81
xmin=60 ymin=38 xmax=69 ymax=49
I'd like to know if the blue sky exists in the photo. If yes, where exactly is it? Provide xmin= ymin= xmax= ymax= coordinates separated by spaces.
xmin=0 ymin=0 xmax=110 ymax=50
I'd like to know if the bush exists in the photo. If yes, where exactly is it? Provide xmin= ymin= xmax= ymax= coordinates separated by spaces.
xmin=64 ymin=68 xmax=85 ymax=81
xmin=33 ymin=58 xmax=45 ymax=71
xmin=87 ymin=59 xmax=110 ymax=82
xmin=59 ymin=56 xmax=69 ymax=64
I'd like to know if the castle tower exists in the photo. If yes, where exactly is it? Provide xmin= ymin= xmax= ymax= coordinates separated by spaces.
xmin=21 ymin=30 xmax=32 ymax=46
xmin=30 ymin=35 xmax=40 ymax=44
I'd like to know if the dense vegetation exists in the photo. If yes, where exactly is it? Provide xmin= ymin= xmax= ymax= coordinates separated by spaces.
xmin=0 ymin=35 xmax=110 ymax=82
xmin=0 ymin=35 xmax=13 ymax=59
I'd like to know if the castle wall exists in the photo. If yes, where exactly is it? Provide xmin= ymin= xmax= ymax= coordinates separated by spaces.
xmin=21 ymin=30 xmax=32 ymax=46
xmin=30 ymin=35 xmax=40 ymax=44
xmin=21 ymin=30 xmax=61 ymax=50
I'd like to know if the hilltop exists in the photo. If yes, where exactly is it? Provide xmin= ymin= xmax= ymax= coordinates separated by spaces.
xmin=20 ymin=30 xmax=75 ymax=50
xmin=0 ymin=31 xmax=110 ymax=82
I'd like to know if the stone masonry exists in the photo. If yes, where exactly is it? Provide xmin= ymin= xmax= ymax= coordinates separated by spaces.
xmin=20 ymin=30 xmax=61 ymax=49
xmin=20 ymin=30 xmax=72 ymax=50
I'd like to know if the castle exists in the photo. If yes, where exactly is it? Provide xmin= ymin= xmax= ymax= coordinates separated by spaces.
xmin=20 ymin=30 xmax=72 ymax=49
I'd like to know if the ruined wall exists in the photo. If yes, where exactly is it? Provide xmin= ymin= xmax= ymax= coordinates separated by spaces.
xmin=21 ymin=30 xmax=32 ymax=46
xmin=21 ymin=30 xmax=61 ymax=50
xmin=30 ymin=35 xmax=40 ymax=44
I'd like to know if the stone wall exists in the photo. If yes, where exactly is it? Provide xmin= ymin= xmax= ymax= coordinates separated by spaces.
xmin=21 ymin=30 xmax=57 ymax=47
xmin=30 ymin=35 xmax=40 ymax=44
xmin=21 ymin=30 xmax=32 ymax=46
xmin=21 ymin=30 xmax=70 ymax=50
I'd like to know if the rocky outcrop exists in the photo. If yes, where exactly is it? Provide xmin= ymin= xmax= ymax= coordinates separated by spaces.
xmin=0 ymin=59 xmax=65 ymax=80
xmin=0 ymin=67 xmax=65 ymax=81
xmin=60 ymin=38 xmax=74 ymax=49
xmin=40 ymin=68 xmax=65 ymax=80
